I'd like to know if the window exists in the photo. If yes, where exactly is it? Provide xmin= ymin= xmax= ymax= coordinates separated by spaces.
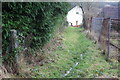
xmin=76 ymin=12 xmax=79 ymax=14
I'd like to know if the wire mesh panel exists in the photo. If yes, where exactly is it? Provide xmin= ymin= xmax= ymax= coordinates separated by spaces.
xmin=109 ymin=19 xmax=120 ymax=59
xmin=91 ymin=17 xmax=103 ymax=41
xmin=90 ymin=6 xmax=120 ymax=59
xmin=90 ymin=17 xmax=119 ymax=59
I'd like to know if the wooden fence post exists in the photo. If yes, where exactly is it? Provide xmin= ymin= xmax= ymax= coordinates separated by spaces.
xmin=10 ymin=30 xmax=18 ymax=52
xmin=9 ymin=29 xmax=19 ymax=74
xmin=107 ymin=18 xmax=111 ymax=58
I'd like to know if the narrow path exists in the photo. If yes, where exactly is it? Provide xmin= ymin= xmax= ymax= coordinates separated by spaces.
xmin=23 ymin=27 xmax=118 ymax=78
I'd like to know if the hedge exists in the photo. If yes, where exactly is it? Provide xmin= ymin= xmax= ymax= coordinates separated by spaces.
xmin=2 ymin=2 xmax=70 ymax=54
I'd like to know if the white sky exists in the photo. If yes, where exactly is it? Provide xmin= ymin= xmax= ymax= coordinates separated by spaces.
xmin=64 ymin=0 xmax=120 ymax=2
xmin=101 ymin=0 xmax=119 ymax=2
xmin=1 ymin=0 xmax=120 ymax=2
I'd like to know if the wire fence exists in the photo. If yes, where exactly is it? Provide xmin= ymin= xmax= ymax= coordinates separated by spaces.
xmin=91 ymin=17 xmax=120 ymax=59
xmin=99 ymin=18 xmax=110 ymax=57
xmin=109 ymin=19 xmax=120 ymax=59
xmin=91 ymin=17 xmax=103 ymax=42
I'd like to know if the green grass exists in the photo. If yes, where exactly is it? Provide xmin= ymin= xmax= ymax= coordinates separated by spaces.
xmin=20 ymin=27 xmax=118 ymax=78
xmin=110 ymin=39 xmax=119 ymax=45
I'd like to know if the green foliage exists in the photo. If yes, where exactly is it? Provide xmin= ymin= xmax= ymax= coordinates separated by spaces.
xmin=2 ymin=2 xmax=70 ymax=53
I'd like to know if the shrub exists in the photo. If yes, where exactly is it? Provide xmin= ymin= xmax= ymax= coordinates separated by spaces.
xmin=2 ymin=2 xmax=70 ymax=54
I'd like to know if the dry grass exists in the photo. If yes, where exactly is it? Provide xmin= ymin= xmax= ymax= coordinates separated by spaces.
xmin=0 ymin=65 xmax=10 ymax=79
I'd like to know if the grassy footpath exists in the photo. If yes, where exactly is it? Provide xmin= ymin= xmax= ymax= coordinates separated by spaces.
xmin=20 ymin=27 xmax=118 ymax=78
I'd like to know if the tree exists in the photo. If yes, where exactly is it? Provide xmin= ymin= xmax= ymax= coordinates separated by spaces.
xmin=79 ymin=2 xmax=99 ymax=31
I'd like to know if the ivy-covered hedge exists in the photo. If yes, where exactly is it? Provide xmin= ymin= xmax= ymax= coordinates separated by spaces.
xmin=2 ymin=2 xmax=70 ymax=53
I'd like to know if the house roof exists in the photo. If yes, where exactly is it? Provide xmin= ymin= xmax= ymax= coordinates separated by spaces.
xmin=68 ymin=5 xmax=83 ymax=15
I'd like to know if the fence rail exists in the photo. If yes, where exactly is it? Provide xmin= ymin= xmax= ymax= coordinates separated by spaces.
xmin=110 ymin=42 xmax=120 ymax=50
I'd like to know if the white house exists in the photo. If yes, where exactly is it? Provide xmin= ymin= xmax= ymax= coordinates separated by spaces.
xmin=67 ymin=6 xmax=83 ymax=27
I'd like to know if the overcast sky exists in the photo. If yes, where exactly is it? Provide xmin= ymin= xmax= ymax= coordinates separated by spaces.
xmin=63 ymin=0 xmax=120 ymax=2
xmin=1 ymin=0 xmax=120 ymax=2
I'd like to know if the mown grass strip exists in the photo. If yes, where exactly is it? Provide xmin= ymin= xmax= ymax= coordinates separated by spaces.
xmin=28 ymin=27 xmax=118 ymax=78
